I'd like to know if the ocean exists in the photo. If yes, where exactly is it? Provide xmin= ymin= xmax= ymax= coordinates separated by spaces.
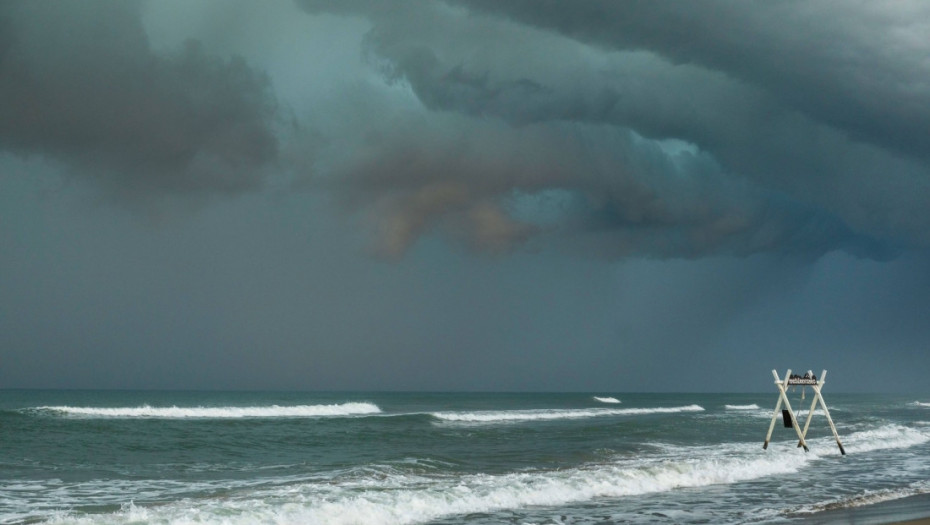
xmin=2 ymin=390 xmax=929 ymax=524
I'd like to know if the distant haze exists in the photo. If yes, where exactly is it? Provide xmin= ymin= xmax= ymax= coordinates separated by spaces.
xmin=2 ymin=1 xmax=929 ymax=393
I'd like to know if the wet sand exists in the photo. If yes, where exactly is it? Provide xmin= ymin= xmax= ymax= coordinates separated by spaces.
xmin=797 ymin=493 xmax=930 ymax=524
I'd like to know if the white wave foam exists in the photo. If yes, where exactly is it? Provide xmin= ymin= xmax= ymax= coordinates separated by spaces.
xmin=432 ymin=405 xmax=704 ymax=423
xmin=724 ymin=404 xmax=760 ymax=410
xmin=909 ymin=401 xmax=930 ymax=407
xmin=843 ymin=424 xmax=930 ymax=453
xmin=35 ymin=422 xmax=930 ymax=525
xmin=48 ymin=440 xmax=809 ymax=525
xmin=593 ymin=396 xmax=621 ymax=404
xmin=759 ymin=422 xmax=930 ymax=457
xmin=33 ymin=402 xmax=381 ymax=419
xmin=45 ymin=451 xmax=800 ymax=525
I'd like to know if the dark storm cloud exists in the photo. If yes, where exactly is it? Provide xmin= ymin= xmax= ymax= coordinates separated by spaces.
xmin=324 ymin=100 xmax=880 ymax=259
xmin=3 ymin=0 xmax=925 ymax=260
xmin=0 ymin=1 xmax=278 ymax=202
xmin=296 ymin=0 xmax=928 ymax=260
xmin=462 ymin=1 xmax=930 ymax=160
xmin=3 ymin=1 xmax=930 ymax=393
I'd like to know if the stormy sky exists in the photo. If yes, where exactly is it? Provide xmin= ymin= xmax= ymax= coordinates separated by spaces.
xmin=2 ymin=0 xmax=929 ymax=393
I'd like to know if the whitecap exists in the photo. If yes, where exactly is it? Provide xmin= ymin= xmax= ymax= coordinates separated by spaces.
xmin=431 ymin=405 xmax=704 ymax=423
xmin=593 ymin=396 xmax=621 ymax=404
xmin=32 ymin=402 xmax=381 ymax=419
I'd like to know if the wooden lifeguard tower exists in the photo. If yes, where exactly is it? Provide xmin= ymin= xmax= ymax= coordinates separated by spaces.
xmin=763 ymin=369 xmax=845 ymax=455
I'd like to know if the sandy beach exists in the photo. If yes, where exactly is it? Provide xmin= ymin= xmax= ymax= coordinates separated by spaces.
xmin=798 ymin=493 xmax=930 ymax=524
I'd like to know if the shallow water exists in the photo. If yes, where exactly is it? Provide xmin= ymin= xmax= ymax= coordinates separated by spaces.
xmin=2 ymin=391 xmax=929 ymax=524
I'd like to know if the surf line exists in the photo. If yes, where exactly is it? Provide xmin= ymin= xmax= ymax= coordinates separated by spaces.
xmin=33 ymin=403 xmax=381 ymax=419
xmin=432 ymin=405 xmax=704 ymax=423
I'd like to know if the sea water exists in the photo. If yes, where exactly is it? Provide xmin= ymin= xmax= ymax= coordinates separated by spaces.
xmin=1 ymin=391 xmax=929 ymax=524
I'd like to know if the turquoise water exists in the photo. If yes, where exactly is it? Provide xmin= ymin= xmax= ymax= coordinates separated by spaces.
xmin=2 ymin=390 xmax=929 ymax=524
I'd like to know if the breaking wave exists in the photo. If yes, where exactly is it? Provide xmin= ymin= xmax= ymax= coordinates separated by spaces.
xmin=593 ymin=396 xmax=621 ymax=404
xmin=843 ymin=424 xmax=930 ymax=453
xmin=431 ymin=404 xmax=704 ymax=423
xmin=46 ymin=423 xmax=930 ymax=525
xmin=909 ymin=401 xmax=930 ymax=408
xmin=30 ymin=403 xmax=381 ymax=419
xmin=725 ymin=404 xmax=760 ymax=410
